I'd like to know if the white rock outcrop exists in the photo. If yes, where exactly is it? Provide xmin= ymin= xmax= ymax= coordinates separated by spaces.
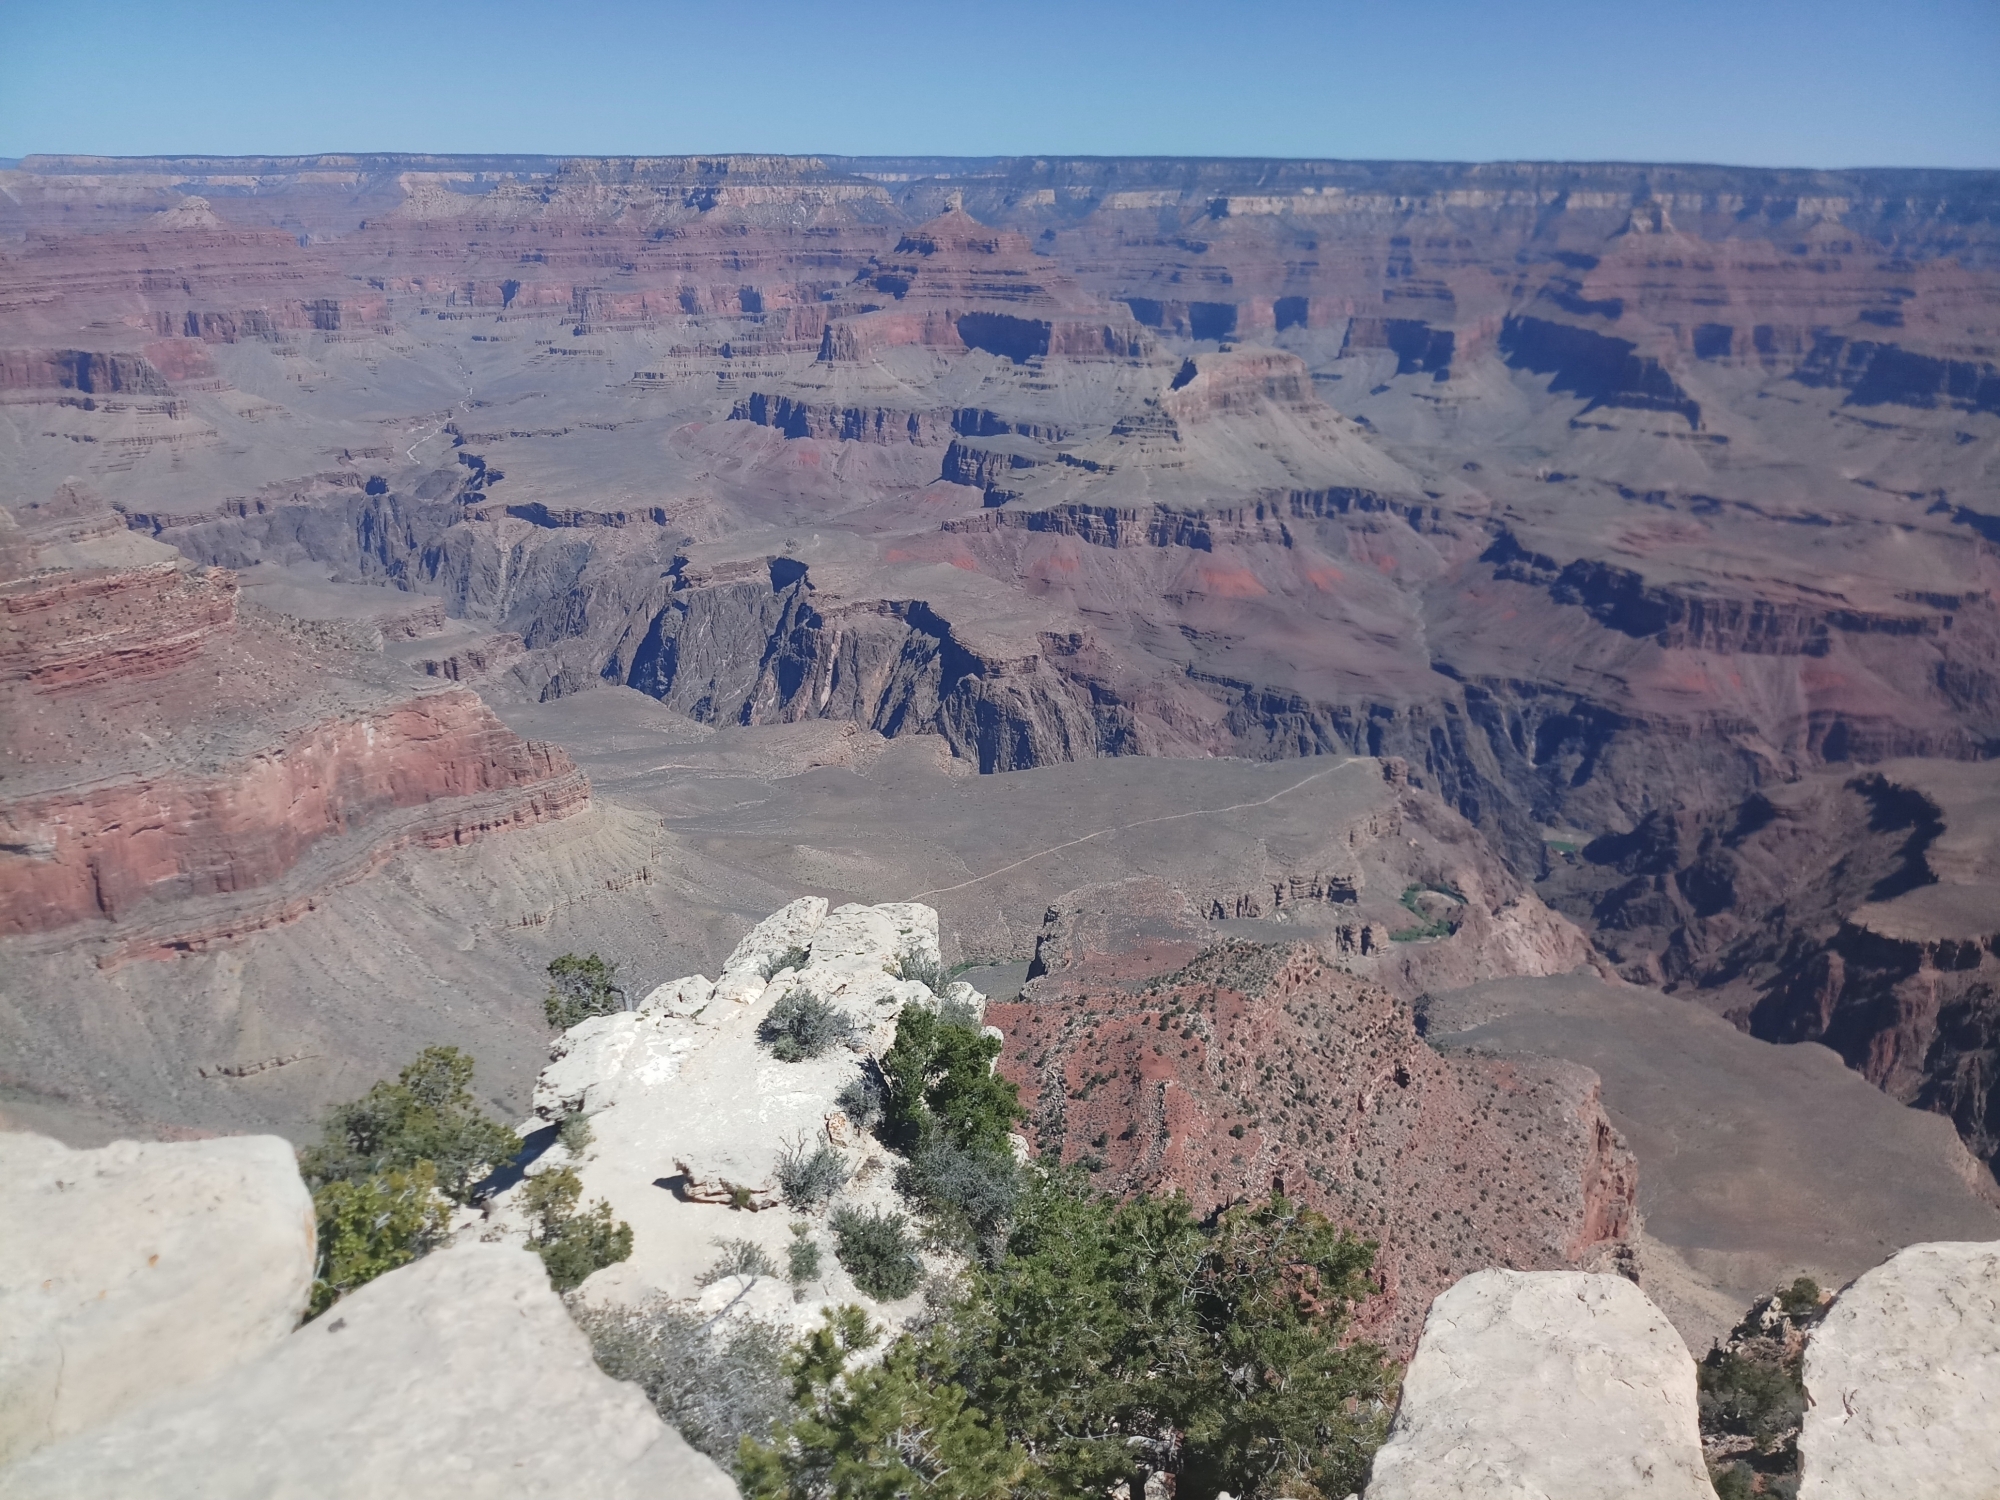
xmin=0 ymin=1131 xmax=314 ymax=1466
xmin=0 ymin=1242 xmax=738 ymax=1500
xmin=508 ymin=898 xmax=962 ymax=1332
xmin=1365 ymin=1269 xmax=1715 ymax=1499
xmin=1798 ymin=1239 xmax=2000 ymax=1499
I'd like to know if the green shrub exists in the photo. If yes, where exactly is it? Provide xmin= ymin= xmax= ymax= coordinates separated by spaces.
xmin=522 ymin=1165 xmax=634 ymax=1292
xmin=298 ymin=1045 xmax=519 ymax=1205
xmin=739 ymin=1307 xmax=1024 ymax=1500
xmin=776 ymin=1139 xmax=849 ymax=1211
xmin=787 ymin=1224 xmax=821 ymax=1284
xmin=830 ymin=1205 xmax=921 ymax=1301
xmin=835 ymin=1071 xmax=884 ymax=1131
xmin=307 ymin=1161 xmax=450 ymax=1318
xmin=898 ymin=951 xmax=948 ymax=995
xmin=762 ymin=944 xmax=812 ymax=979
xmin=544 ymin=953 xmax=627 ymax=1031
xmin=579 ymin=1298 xmax=790 ymax=1463
xmin=557 ymin=1112 xmax=595 ymax=1156
xmin=744 ymin=1177 xmax=1392 ymax=1500
xmin=880 ymin=1003 xmax=1021 ymax=1155
xmin=757 ymin=990 xmax=857 ymax=1062
xmin=895 ymin=1136 xmax=1019 ymax=1258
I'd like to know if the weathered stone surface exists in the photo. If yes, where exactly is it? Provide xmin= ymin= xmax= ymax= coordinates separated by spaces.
xmin=1798 ymin=1240 xmax=2000 ymax=1499
xmin=0 ymin=1131 xmax=313 ymax=1465
xmin=1365 ymin=1269 xmax=1714 ymax=1499
xmin=713 ymin=895 xmax=829 ymax=1004
xmin=0 ymin=1243 xmax=738 ymax=1500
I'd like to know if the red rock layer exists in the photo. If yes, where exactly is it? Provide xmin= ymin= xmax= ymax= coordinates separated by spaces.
xmin=990 ymin=939 xmax=1638 ymax=1355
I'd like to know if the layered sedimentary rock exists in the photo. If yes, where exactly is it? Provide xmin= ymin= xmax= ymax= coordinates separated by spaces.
xmin=0 ymin=1243 xmax=738 ymax=1500
xmin=0 ymin=513 xmax=588 ymax=959
xmin=1798 ymin=1239 xmax=2000 ymax=1499
xmin=0 ymin=1132 xmax=313 ymax=1465
xmin=1364 ymin=1270 xmax=1714 ymax=1500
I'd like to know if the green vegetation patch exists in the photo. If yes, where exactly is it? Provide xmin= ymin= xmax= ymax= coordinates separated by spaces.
xmin=544 ymin=953 xmax=627 ymax=1031
xmin=1389 ymin=883 xmax=1466 ymax=943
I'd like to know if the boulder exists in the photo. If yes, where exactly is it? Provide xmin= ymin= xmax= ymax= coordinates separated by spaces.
xmin=0 ymin=1242 xmax=738 ymax=1500
xmin=713 ymin=896 xmax=828 ymax=1005
xmin=1365 ymin=1269 xmax=1714 ymax=1499
xmin=1798 ymin=1240 xmax=2000 ymax=1499
xmin=641 ymin=973 xmax=715 ymax=1015
xmin=0 ymin=1131 xmax=313 ymax=1465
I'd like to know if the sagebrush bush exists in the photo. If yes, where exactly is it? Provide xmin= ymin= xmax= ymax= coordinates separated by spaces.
xmin=776 ymin=1138 xmax=849 ymax=1211
xmin=830 ymin=1205 xmax=921 ymax=1301
xmin=787 ymin=1224 xmax=822 ymax=1284
xmin=895 ymin=1136 xmax=1019 ymax=1257
xmin=757 ymin=989 xmax=857 ymax=1062
xmin=762 ymin=944 xmax=812 ymax=979
xmin=836 ymin=1069 xmax=885 ymax=1130
xmin=544 ymin=953 xmax=627 ymax=1031
xmin=698 ymin=1236 xmax=779 ymax=1286
xmin=578 ymin=1298 xmax=790 ymax=1463
xmin=557 ymin=1112 xmax=594 ymax=1155
xmin=898 ymin=951 xmax=948 ymax=995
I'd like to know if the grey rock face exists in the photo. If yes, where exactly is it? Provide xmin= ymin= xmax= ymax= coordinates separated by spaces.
xmin=1799 ymin=1239 xmax=2000 ymax=1499
xmin=0 ymin=1131 xmax=313 ymax=1465
xmin=1365 ymin=1269 xmax=1715 ymax=1499
xmin=0 ymin=1242 xmax=738 ymax=1500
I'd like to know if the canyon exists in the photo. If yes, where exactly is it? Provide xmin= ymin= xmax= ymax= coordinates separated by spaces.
xmin=3 ymin=153 xmax=1999 ymax=1377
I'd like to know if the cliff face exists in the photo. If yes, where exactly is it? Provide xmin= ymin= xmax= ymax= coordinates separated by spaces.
xmin=0 ymin=516 xmax=587 ymax=959
xmin=992 ymin=914 xmax=1637 ymax=1357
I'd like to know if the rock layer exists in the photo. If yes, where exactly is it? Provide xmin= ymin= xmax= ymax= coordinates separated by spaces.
xmin=0 ymin=1242 xmax=737 ymax=1500
xmin=1365 ymin=1269 xmax=1714 ymax=1499
xmin=0 ymin=1131 xmax=313 ymax=1465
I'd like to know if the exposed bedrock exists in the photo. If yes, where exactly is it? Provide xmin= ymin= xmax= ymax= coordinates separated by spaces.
xmin=1363 ymin=1271 xmax=1713 ymax=1500
xmin=0 ymin=1132 xmax=314 ymax=1466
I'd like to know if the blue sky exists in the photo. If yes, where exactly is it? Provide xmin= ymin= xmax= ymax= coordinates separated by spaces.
xmin=2 ymin=0 xmax=1996 ymax=168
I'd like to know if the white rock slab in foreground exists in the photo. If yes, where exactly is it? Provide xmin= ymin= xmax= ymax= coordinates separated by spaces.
xmin=1799 ymin=1239 xmax=2000 ymax=1500
xmin=0 ymin=1242 xmax=738 ymax=1500
xmin=1365 ymin=1269 xmax=1714 ymax=1499
xmin=0 ymin=1131 xmax=314 ymax=1466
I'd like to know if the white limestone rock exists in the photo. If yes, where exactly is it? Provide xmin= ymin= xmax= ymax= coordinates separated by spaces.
xmin=1365 ymin=1269 xmax=1714 ymax=1500
xmin=0 ymin=1132 xmax=314 ymax=1466
xmin=1798 ymin=1239 xmax=2000 ymax=1500
xmin=713 ymin=896 xmax=829 ymax=1005
xmin=0 ymin=1243 xmax=738 ymax=1500
xmin=640 ymin=973 xmax=715 ymax=1016
xmin=534 ymin=1009 xmax=701 ymax=1121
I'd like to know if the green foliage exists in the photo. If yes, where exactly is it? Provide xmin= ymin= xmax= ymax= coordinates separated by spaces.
xmin=738 ymin=1307 xmax=1026 ymax=1500
xmin=758 ymin=989 xmax=858 ymax=1062
xmin=897 ymin=950 xmax=948 ymax=995
xmin=1388 ymin=883 xmax=1465 ymax=943
xmin=298 ymin=1045 xmax=519 ymax=1205
xmin=580 ymin=1297 xmax=791 ymax=1463
xmin=700 ymin=1236 xmax=780 ymax=1286
xmin=763 ymin=944 xmax=812 ymax=979
xmin=544 ymin=952 xmax=627 ymax=1031
xmin=743 ymin=1175 xmax=1391 ymax=1500
xmin=522 ymin=1165 xmax=634 ymax=1292
xmin=895 ymin=1136 xmax=1020 ymax=1257
xmin=834 ymin=1071 xmax=884 ymax=1131
xmin=879 ymin=1002 xmax=1022 ymax=1156
xmin=557 ymin=1111 xmax=594 ymax=1156
xmin=788 ymin=1224 xmax=822 ymax=1284
xmin=829 ymin=1206 xmax=922 ymax=1302
xmin=1698 ymin=1280 xmax=1828 ymax=1495
xmin=307 ymin=1160 xmax=450 ymax=1318
xmin=776 ymin=1138 xmax=850 ymax=1211
xmin=1777 ymin=1276 xmax=1821 ymax=1318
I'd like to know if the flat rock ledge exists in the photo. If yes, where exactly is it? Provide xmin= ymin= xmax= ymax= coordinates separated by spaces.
xmin=1365 ymin=1269 xmax=1714 ymax=1499
xmin=1799 ymin=1239 xmax=2000 ymax=1500
xmin=0 ymin=1242 xmax=738 ymax=1500
xmin=0 ymin=1131 xmax=314 ymax=1466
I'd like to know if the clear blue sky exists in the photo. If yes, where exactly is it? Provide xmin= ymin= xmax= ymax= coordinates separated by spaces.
xmin=3 ymin=0 xmax=1996 ymax=169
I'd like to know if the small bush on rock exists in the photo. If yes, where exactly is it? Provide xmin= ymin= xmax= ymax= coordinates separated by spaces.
xmin=896 ymin=1136 xmax=1020 ymax=1258
xmin=699 ymin=1236 xmax=780 ymax=1286
xmin=787 ymin=1224 xmax=822 ymax=1284
xmin=522 ymin=1165 xmax=634 ymax=1292
xmin=307 ymin=1160 xmax=450 ymax=1318
xmin=830 ymin=1205 xmax=922 ymax=1301
xmin=544 ymin=953 xmax=627 ymax=1031
xmin=898 ymin=951 xmax=948 ymax=995
xmin=757 ymin=989 xmax=857 ymax=1062
xmin=762 ymin=944 xmax=812 ymax=979
xmin=579 ymin=1298 xmax=790 ymax=1463
xmin=776 ymin=1138 xmax=849 ymax=1211
xmin=557 ymin=1112 xmax=594 ymax=1156
xmin=299 ymin=1045 xmax=521 ymax=1205
xmin=836 ymin=1069 xmax=885 ymax=1131
xmin=880 ymin=1003 xmax=1021 ymax=1155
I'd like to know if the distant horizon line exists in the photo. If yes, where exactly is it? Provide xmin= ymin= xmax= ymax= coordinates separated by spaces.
xmin=5 ymin=151 xmax=1997 ymax=178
